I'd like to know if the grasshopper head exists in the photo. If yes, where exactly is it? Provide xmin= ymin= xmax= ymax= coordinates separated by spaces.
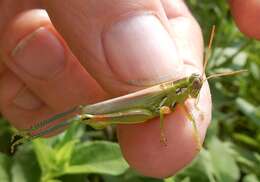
xmin=189 ymin=73 xmax=203 ymax=98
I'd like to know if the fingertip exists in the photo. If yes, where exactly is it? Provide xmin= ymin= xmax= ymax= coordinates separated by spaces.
xmin=117 ymin=110 xmax=199 ymax=178
xmin=1 ymin=10 xmax=51 ymax=52
xmin=117 ymin=83 xmax=211 ymax=178
xmin=230 ymin=0 xmax=260 ymax=40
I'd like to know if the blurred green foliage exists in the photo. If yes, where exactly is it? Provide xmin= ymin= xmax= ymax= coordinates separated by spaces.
xmin=1 ymin=1 xmax=260 ymax=181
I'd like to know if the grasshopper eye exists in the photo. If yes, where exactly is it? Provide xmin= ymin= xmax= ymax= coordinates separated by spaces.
xmin=193 ymin=79 xmax=202 ymax=90
xmin=190 ymin=78 xmax=203 ymax=98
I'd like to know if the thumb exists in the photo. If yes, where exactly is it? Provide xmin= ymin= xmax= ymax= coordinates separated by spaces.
xmin=42 ymin=0 xmax=182 ymax=95
xmin=41 ymin=0 xmax=208 ymax=178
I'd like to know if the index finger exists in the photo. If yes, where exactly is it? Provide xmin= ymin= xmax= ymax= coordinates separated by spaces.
xmin=230 ymin=0 xmax=260 ymax=40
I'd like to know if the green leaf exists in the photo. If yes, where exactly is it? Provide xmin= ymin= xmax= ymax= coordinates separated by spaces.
xmin=164 ymin=177 xmax=175 ymax=182
xmin=33 ymin=139 xmax=63 ymax=181
xmin=199 ymin=150 xmax=216 ymax=182
xmin=103 ymin=169 xmax=163 ymax=182
xmin=58 ymin=174 xmax=87 ymax=182
xmin=235 ymin=98 xmax=260 ymax=126
xmin=44 ymin=179 xmax=62 ymax=182
xmin=68 ymin=141 xmax=129 ymax=175
xmin=249 ymin=62 xmax=260 ymax=80
xmin=11 ymin=146 xmax=41 ymax=182
xmin=243 ymin=174 xmax=259 ymax=182
xmin=174 ymin=149 xmax=215 ymax=182
xmin=0 ymin=147 xmax=41 ymax=182
xmin=208 ymin=138 xmax=240 ymax=182
xmin=56 ymin=140 xmax=78 ymax=170
xmin=180 ymin=178 xmax=191 ymax=182
xmin=55 ymin=122 xmax=83 ymax=149
xmin=0 ymin=153 xmax=11 ymax=182
xmin=231 ymin=144 xmax=260 ymax=176
xmin=233 ymin=133 xmax=260 ymax=149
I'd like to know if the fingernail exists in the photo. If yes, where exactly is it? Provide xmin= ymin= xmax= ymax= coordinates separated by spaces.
xmin=103 ymin=14 xmax=181 ymax=86
xmin=12 ymin=27 xmax=65 ymax=80
xmin=13 ymin=87 xmax=43 ymax=110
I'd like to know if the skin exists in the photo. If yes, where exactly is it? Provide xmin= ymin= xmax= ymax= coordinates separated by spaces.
xmin=0 ymin=0 xmax=259 ymax=178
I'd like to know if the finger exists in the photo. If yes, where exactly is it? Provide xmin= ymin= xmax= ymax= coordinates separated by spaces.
xmin=0 ymin=10 xmax=106 ymax=130
xmin=229 ymin=0 xmax=260 ymax=40
xmin=0 ymin=0 xmax=41 ymax=33
xmin=42 ymin=0 xmax=183 ymax=94
xmin=161 ymin=0 xmax=204 ymax=70
xmin=118 ymin=0 xmax=211 ymax=178
xmin=0 ymin=0 xmax=41 ymax=77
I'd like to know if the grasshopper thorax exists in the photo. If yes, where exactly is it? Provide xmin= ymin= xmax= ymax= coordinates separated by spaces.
xmin=189 ymin=73 xmax=203 ymax=98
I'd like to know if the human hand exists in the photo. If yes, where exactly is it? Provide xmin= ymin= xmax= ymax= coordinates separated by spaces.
xmin=1 ymin=0 xmax=256 ymax=178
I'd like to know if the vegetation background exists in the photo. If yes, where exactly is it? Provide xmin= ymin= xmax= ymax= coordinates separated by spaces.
xmin=0 ymin=0 xmax=260 ymax=181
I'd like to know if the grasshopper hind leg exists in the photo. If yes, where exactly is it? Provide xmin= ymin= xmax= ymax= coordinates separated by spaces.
xmin=10 ymin=114 xmax=83 ymax=153
xmin=29 ymin=106 xmax=80 ymax=132
xmin=181 ymin=104 xmax=202 ymax=151
xmin=30 ymin=114 xmax=83 ymax=138
xmin=11 ymin=131 xmax=33 ymax=153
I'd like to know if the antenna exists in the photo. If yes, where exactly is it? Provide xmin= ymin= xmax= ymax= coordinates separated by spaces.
xmin=201 ymin=26 xmax=247 ymax=81
xmin=197 ymin=25 xmax=247 ymax=105
xmin=195 ymin=25 xmax=216 ymax=105
xmin=203 ymin=25 xmax=216 ymax=75
xmin=206 ymin=69 xmax=247 ymax=80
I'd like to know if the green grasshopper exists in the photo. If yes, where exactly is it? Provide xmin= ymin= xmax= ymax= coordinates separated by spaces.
xmin=10 ymin=26 xmax=246 ymax=153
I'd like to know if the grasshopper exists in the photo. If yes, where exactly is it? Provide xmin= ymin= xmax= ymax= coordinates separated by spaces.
xmin=10 ymin=26 xmax=246 ymax=153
